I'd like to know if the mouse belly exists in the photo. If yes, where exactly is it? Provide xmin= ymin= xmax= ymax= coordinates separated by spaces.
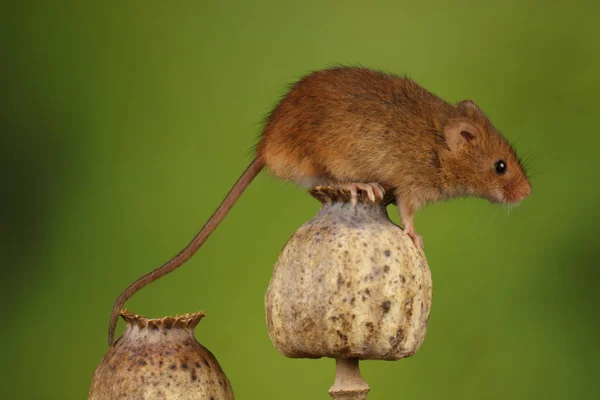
xmin=261 ymin=146 xmax=380 ymax=186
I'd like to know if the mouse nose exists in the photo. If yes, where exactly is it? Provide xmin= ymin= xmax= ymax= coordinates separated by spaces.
xmin=505 ymin=180 xmax=531 ymax=203
xmin=515 ymin=182 xmax=532 ymax=201
xmin=524 ymin=181 xmax=532 ymax=197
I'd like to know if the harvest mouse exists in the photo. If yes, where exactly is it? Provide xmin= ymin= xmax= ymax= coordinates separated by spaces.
xmin=108 ymin=67 xmax=531 ymax=345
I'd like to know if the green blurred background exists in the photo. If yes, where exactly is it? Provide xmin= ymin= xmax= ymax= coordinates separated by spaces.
xmin=3 ymin=1 xmax=599 ymax=399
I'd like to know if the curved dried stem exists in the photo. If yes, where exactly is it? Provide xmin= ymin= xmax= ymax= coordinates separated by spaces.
xmin=329 ymin=358 xmax=370 ymax=400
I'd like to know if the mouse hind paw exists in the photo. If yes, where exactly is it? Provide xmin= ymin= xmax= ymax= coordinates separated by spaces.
xmin=332 ymin=182 xmax=385 ymax=205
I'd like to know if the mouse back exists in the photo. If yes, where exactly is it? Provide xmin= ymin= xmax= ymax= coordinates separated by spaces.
xmin=257 ymin=67 xmax=454 ymax=186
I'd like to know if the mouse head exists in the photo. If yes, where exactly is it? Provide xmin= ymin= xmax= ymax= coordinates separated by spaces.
xmin=441 ymin=100 xmax=531 ymax=204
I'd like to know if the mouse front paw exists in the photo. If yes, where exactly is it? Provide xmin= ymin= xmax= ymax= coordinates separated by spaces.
xmin=406 ymin=229 xmax=424 ymax=251
xmin=333 ymin=182 xmax=385 ymax=205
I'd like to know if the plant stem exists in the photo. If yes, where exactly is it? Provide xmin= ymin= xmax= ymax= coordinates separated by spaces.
xmin=329 ymin=358 xmax=370 ymax=400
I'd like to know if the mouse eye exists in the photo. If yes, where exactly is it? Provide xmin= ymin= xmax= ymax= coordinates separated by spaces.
xmin=494 ymin=160 xmax=507 ymax=175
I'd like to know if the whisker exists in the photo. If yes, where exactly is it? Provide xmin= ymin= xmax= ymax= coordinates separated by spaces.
xmin=483 ymin=206 xmax=500 ymax=241
xmin=470 ymin=203 xmax=491 ymax=234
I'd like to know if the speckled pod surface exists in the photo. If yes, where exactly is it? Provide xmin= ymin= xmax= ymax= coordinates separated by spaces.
xmin=89 ymin=311 xmax=234 ymax=400
xmin=265 ymin=187 xmax=432 ymax=360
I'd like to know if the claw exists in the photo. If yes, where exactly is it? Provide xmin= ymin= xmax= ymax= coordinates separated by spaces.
xmin=348 ymin=186 xmax=358 ymax=206
xmin=359 ymin=184 xmax=376 ymax=202
xmin=372 ymin=183 xmax=385 ymax=200
xmin=334 ymin=182 xmax=386 ymax=204
xmin=406 ymin=229 xmax=424 ymax=251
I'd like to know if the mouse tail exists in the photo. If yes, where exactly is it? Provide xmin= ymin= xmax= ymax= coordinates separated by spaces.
xmin=108 ymin=156 xmax=265 ymax=346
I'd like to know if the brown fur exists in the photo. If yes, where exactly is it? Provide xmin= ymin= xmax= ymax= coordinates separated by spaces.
xmin=258 ymin=67 xmax=530 ymax=212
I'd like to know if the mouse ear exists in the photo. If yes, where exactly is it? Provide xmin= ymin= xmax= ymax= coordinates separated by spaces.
xmin=457 ymin=100 xmax=486 ymax=122
xmin=443 ymin=119 xmax=478 ymax=151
